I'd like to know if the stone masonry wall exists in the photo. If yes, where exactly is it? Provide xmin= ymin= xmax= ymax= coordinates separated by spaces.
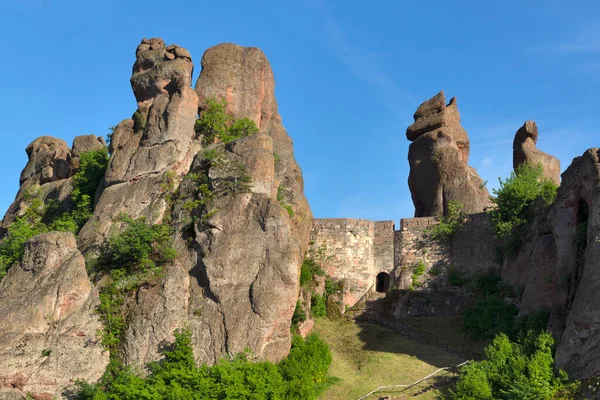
xmin=451 ymin=213 xmax=496 ymax=275
xmin=309 ymin=219 xmax=395 ymax=307
xmin=310 ymin=214 xmax=496 ymax=311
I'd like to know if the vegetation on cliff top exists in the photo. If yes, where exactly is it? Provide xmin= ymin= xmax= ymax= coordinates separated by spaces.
xmin=0 ymin=147 xmax=108 ymax=279
xmin=195 ymin=97 xmax=259 ymax=146
xmin=489 ymin=162 xmax=558 ymax=258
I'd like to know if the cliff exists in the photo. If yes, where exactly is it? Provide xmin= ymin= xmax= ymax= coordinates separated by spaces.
xmin=0 ymin=38 xmax=312 ymax=399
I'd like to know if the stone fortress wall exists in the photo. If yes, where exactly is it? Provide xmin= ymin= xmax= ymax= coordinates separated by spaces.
xmin=309 ymin=212 xmax=496 ymax=307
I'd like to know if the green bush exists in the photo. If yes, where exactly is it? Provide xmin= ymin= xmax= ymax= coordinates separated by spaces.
xmin=0 ymin=198 xmax=48 ymax=279
xmin=311 ymin=294 xmax=327 ymax=318
xmin=300 ymin=257 xmax=325 ymax=288
xmin=429 ymin=200 xmax=466 ymax=241
xmin=51 ymin=148 xmax=109 ymax=233
xmin=448 ymin=268 xmax=469 ymax=287
xmin=490 ymin=163 xmax=557 ymax=241
xmin=463 ymin=296 xmax=518 ymax=339
xmin=132 ymin=109 xmax=147 ymax=132
xmin=103 ymin=215 xmax=176 ymax=273
xmin=410 ymin=260 xmax=426 ymax=290
xmin=291 ymin=300 xmax=306 ymax=331
xmin=221 ymin=117 xmax=259 ymax=143
xmin=513 ymin=309 xmax=551 ymax=339
xmin=195 ymin=98 xmax=258 ymax=145
xmin=279 ymin=334 xmax=332 ymax=399
xmin=76 ymin=330 xmax=332 ymax=400
xmin=324 ymin=278 xmax=343 ymax=297
xmin=453 ymin=332 xmax=572 ymax=399
xmin=472 ymin=273 xmax=502 ymax=297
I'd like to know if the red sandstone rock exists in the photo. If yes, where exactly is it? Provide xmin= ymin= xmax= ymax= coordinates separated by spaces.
xmin=513 ymin=121 xmax=560 ymax=185
xmin=406 ymin=92 xmax=491 ymax=217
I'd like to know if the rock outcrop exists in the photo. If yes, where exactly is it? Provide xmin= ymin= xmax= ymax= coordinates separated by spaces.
xmin=1 ymin=134 xmax=104 ymax=238
xmin=120 ymin=43 xmax=313 ymax=367
xmin=513 ymin=121 xmax=560 ymax=185
xmin=0 ymin=38 xmax=313 ymax=396
xmin=406 ymin=91 xmax=491 ymax=217
xmin=0 ymin=232 xmax=107 ymax=398
xmin=501 ymin=148 xmax=600 ymax=379
xmin=550 ymin=149 xmax=600 ymax=379
xmin=77 ymin=38 xmax=199 ymax=252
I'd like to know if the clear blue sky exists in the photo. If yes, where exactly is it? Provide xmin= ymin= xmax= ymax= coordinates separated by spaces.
xmin=1 ymin=0 xmax=599 ymax=222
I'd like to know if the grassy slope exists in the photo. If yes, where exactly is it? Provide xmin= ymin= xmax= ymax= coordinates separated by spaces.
xmin=315 ymin=318 xmax=465 ymax=400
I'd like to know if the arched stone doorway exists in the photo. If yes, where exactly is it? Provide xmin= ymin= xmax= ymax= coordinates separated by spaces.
xmin=376 ymin=272 xmax=390 ymax=293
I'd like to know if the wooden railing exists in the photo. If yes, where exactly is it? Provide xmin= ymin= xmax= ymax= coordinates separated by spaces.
xmin=343 ymin=284 xmax=375 ymax=318
xmin=357 ymin=360 xmax=469 ymax=399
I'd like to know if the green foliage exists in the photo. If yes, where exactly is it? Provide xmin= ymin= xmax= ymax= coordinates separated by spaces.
xmin=77 ymin=331 xmax=332 ymax=400
xmin=489 ymin=163 xmax=558 ymax=243
xmin=324 ymin=278 xmax=343 ymax=298
xmin=97 ymin=274 xmax=128 ymax=352
xmin=277 ymin=185 xmax=295 ymax=217
xmin=279 ymin=334 xmax=332 ymax=399
xmin=429 ymin=266 xmax=442 ymax=275
xmin=195 ymin=98 xmax=259 ymax=145
xmin=291 ymin=300 xmax=307 ymax=331
xmin=513 ymin=309 xmax=551 ymax=339
xmin=41 ymin=348 xmax=52 ymax=357
xmin=0 ymin=147 xmax=108 ymax=279
xmin=325 ymin=296 xmax=342 ymax=320
xmin=448 ymin=267 xmax=469 ymax=287
xmin=132 ymin=109 xmax=147 ymax=132
xmin=221 ymin=117 xmax=260 ymax=143
xmin=300 ymin=257 xmax=325 ymax=288
xmin=54 ymin=148 xmax=109 ymax=232
xmin=0 ymin=198 xmax=47 ymax=279
xmin=428 ymin=200 xmax=466 ymax=241
xmin=410 ymin=260 xmax=426 ymax=290
xmin=311 ymin=294 xmax=327 ymax=318
xmin=472 ymin=273 xmax=502 ymax=297
xmin=453 ymin=332 xmax=572 ymax=400
xmin=103 ymin=215 xmax=176 ymax=273
xmin=463 ymin=296 xmax=519 ymax=339
xmin=195 ymin=98 xmax=232 ymax=145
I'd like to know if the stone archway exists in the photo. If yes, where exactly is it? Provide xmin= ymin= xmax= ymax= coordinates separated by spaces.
xmin=376 ymin=272 xmax=390 ymax=293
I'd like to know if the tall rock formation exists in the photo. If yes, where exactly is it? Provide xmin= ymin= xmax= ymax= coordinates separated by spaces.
xmin=120 ymin=43 xmax=312 ymax=367
xmin=1 ymin=135 xmax=104 ymax=238
xmin=502 ymin=147 xmax=600 ymax=380
xmin=513 ymin=121 xmax=560 ymax=185
xmin=406 ymin=92 xmax=491 ymax=217
xmin=77 ymin=38 xmax=199 ymax=251
xmin=0 ymin=232 xmax=107 ymax=398
xmin=0 ymin=38 xmax=313 ymax=397
xmin=550 ymin=149 xmax=600 ymax=379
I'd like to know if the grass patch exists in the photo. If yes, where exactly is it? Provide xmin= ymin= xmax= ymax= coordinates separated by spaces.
xmin=313 ymin=318 xmax=464 ymax=399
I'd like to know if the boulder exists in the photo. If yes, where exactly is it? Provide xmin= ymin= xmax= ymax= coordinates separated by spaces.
xmin=69 ymin=134 xmax=106 ymax=171
xmin=406 ymin=92 xmax=491 ymax=217
xmin=20 ymin=136 xmax=70 ymax=185
xmin=513 ymin=121 xmax=560 ymax=185
xmin=0 ymin=232 xmax=107 ymax=398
